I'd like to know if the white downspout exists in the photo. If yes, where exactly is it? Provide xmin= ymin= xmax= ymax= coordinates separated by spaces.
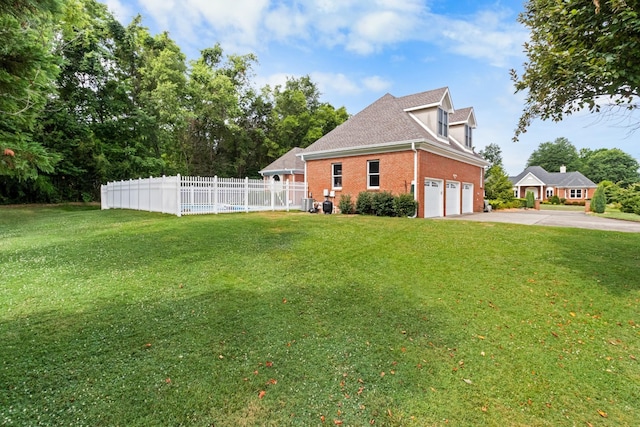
xmin=410 ymin=142 xmax=418 ymax=218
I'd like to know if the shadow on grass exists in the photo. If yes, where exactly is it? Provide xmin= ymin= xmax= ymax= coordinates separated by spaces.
xmin=0 ymin=282 xmax=454 ymax=426
xmin=546 ymin=229 xmax=640 ymax=295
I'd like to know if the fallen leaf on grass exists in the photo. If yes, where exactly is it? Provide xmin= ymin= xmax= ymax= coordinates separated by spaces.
xmin=333 ymin=420 xmax=343 ymax=425
xmin=165 ymin=378 xmax=171 ymax=384
xmin=258 ymin=390 xmax=266 ymax=399
xmin=463 ymin=379 xmax=473 ymax=384
xmin=570 ymin=312 xmax=576 ymax=317
xmin=551 ymin=331 xmax=559 ymax=338
xmin=267 ymin=378 xmax=277 ymax=385
xmin=630 ymin=355 xmax=636 ymax=360
xmin=320 ymin=415 xmax=325 ymax=423
xmin=265 ymin=361 xmax=273 ymax=367
xmin=481 ymin=406 xmax=487 ymax=412
xmin=597 ymin=409 xmax=608 ymax=418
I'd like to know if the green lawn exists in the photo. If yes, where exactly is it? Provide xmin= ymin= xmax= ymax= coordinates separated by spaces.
xmin=1 ymin=206 xmax=638 ymax=426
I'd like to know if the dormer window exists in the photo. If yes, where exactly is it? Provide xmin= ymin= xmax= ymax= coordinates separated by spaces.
xmin=438 ymin=108 xmax=448 ymax=138
xmin=464 ymin=124 xmax=472 ymax=148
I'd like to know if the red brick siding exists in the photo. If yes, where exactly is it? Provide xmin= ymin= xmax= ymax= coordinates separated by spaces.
xmin=305 ymin=149 xmax=484 ymax=217
xmin=417 ymin=151 xmax=484 ymax=215
xmin=306 ymin=151 xmax=414 ymax=201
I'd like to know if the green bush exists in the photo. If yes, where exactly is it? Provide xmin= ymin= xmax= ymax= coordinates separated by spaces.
xmin=338 ymin=194 xmax=354 ymax=214
xmin=525 ymin=191 xmax=535 ymax=208
xmin=616 ymin=183 xmax=640 ymax=215
xmin=591 ymin=186 xmax=606 ymax=214
xmin=393 ymin=193 xmax=418 ymax=217
xmin=372 ymin=191 xmax=395 ymax=216
xmin=355 ymin=192 xmax=374 ymax=215
xmin=548 ymin=195 xmax=561 ymax=205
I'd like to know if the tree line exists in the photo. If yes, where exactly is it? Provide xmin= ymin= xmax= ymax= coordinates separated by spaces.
xmin=0 ymin=0 xmax=348 ymax=203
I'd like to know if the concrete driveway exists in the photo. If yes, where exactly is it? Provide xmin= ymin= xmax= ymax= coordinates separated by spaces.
xmin=442 ymin=209 xmax=640 ymax=233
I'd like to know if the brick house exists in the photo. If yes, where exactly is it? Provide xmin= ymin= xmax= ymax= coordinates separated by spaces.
xmin=509 ymin=166 xmax=597 ymax=202
xmin=296 ymin=87 xmax=489 ymax=217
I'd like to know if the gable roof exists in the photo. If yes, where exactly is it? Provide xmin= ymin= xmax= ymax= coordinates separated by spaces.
xmin=259 ymin=147 xmax=305 ymax=175
xmin=301 ymin=88 xmax=486 ymax=166
xmin=450 ymin=107 xmax=476 ymax=128
xmin=509 ymin=166 xmax=597 ymax=188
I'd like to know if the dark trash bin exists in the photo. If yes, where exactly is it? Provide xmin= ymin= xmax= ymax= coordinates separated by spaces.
xmin=322 ymin=200 xmax=333 ymax=214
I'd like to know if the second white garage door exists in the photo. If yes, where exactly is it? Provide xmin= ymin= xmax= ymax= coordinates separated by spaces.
xmin=446 ymin=181 xmax=460 ymax=216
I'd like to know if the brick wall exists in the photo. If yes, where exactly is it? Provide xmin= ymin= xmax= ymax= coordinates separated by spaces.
xmin=305 ymin=148 xmax=485 ymax=216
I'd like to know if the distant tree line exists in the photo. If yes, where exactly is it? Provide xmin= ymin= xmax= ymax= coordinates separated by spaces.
xmin=0 ymin=0 xmax=349 ymax=203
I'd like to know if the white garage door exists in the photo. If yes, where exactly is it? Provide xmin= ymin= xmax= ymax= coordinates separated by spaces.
xmin=424 ymin=179 xmax=443 ymax=218
xmin=446 ymin=181 xmax=460 ymax=216
xmin=462 ymin=183 xmax=473 ymax=214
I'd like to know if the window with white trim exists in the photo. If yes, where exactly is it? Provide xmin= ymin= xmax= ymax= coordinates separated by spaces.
xmin=367 ymin=160 xmax=380 ymax=188
xmin=464 ymin=124 xmax=472 ymax=148
xmin=438 ymin=108 xmax=448 ymax=138
xmin=546 ymin=188 xmax=554 ymax=198
xmin=570 ymin=189 xmax=582 ymax=198
xmin=332 ymin=163 xmax=342 ymax=189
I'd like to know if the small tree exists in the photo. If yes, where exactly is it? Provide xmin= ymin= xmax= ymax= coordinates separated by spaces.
xmin=484 ymin=165 xmax=514 ymax=202
xmin=591 ymin=185 xmax=606 ymax=214
xmin=338 ymin=194 xmax=354 ymax=214
xmin=525 ymin=191 xmax=535 ymax=209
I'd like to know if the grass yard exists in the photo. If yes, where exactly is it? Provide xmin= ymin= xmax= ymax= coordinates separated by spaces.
xmin=1 ymin=206 xmax=638 ymax=426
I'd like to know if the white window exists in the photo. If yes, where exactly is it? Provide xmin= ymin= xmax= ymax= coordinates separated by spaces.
xmin=546 ymin=188 xmax=554 ymax=198
xmin=332 ymin=163 xmax=342 ymax=189
xmin=464 ymin=124 xmax=472 ymax=148
xmin=570 ymin=189 xmax=582 ymax=198
xmin=438 ymin=108 xmax=448 ymax=138
xmin=367 ymin=160 xmax=380 ymax=189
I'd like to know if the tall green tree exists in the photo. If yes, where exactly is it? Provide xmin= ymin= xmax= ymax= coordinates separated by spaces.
xmin=264 ymin=76 xmax=348 ymax=158
xmin=580 ymin=148 xmax=640 ymax=184
xmin=484 ymin=165 xmax=514 ymax=201
xmin=511 ymin=0 xmax=640 ymax=140
xmin=526 ymin=137 xmax=581 ymax=172
xmin=0 ymin=0 xmax=62 ymax=181
xmin=479 ymin=143 xmax=503 ymax=178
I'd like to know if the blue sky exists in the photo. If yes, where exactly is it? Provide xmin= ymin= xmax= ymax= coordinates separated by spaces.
xmin=100 ymin=0 xmax=640 ymax=175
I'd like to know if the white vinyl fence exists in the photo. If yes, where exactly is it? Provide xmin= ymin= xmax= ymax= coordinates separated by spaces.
xmin=101 ymin=175 xmax=307 ymax=217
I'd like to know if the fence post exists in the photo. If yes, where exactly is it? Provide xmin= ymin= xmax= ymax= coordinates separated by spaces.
xmin=245 ymin=177 xmax=249 ymax=213
xmin=270 ymin=178 xmax=275 ymax=211
xmin=176 ymin=174 xmax=182 ymax=217
xmin=286 ymin=179 xmax=290 ymax=212
xmin=214 ymin=176 xmax=219 ymax=214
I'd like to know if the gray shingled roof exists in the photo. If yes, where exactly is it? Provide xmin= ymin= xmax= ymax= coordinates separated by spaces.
xmin=302 ymin=88 xmax=483 ymax=162
xmin=259 ymin=147 xmax=305 ymax=174
xmin=509 ymin=166 xmax=597 ymax=188
xmin=450 ymin=107 xmax=474 ymax=125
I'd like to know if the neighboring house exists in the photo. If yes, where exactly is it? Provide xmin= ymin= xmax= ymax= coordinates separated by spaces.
xmin=509 ymin=166 xmax=597 ymax=202
xmin=295 ymin=87 xmax=489 ymax=217
xmin=259 ymin=147 xmax=305 ymax=183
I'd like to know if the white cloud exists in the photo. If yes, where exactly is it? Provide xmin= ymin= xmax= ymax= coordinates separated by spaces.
xmin=434 ymin=10 xmax=529 ymax=67
xmin=362 ymin=76 xmax=392 ymax=92
xmin=103 ymin=0 xmax=134 ymax=22
xmin=311 ymin=72 xmax=362 ymax=96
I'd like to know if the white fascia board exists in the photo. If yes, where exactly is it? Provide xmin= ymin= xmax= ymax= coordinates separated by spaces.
xmin=301 ymin=140 xmax=423 ymax=160
xmin=448 ymin=135 xmax=474 ymax=155
xmin=514 ymin=172 xmax=546 ymax=187
xmin=403 ymin=103 xmax=440 ymax=112
xmin=407 ymin=112 xmax=449 ymax=145
xmin=418 ymin=141 xmax=489 ymax=167
xmin=261 ymin=168 xmax=304 ymax=175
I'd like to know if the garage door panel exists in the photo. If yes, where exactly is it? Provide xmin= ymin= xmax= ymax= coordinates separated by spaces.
xmin=424 ymin=179 xmax=443 ymax=218
xmin=462 ymin=183 xmax=473 ymax=214
xmin=446 ymin=181 xmax=460 ymax=216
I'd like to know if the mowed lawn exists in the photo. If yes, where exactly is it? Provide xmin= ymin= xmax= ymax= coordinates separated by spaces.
xmin=1 ymin=206 xmax=638 ymax=426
